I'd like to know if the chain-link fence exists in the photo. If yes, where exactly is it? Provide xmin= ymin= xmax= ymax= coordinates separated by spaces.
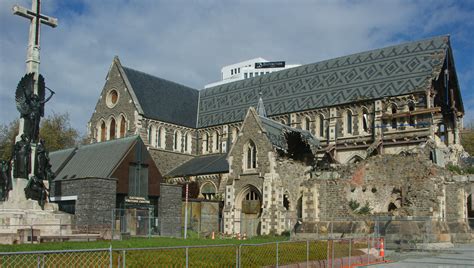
xmin=0 ymin=238 xmax=385 ymax=267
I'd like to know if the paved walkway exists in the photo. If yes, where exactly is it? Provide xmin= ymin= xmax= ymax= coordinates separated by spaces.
xmin=372 ymin=244 xmax=474 ymax=268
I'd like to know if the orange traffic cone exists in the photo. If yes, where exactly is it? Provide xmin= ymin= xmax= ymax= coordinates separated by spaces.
xmin=211 ymin=232 xmax=215 ymax=240
xmin=379 ymin=238 xmax=385 ymax=259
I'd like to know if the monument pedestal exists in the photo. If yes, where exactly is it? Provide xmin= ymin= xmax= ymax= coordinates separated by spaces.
xmin=0 ymin=178 xmax=73 ymax=244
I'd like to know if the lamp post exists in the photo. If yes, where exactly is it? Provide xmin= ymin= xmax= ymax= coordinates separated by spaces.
xmin=184 ymin=181 xmax=189 ymax=239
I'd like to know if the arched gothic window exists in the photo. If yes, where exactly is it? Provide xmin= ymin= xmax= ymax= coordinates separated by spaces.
xmin=391 ymin=104 xmax=397 ymax=129
xmin=203 ymin=132 xmax=210 ymax=153
xmin=148 ymin=125 xmax=154 ymax=145
xmin=183 ymin=132 xmax=192 ymax=153
xmin=346 ymin=110 xmax=353 ymax=135
xmin=362 ymin=108 xmax=370 ymax=133
xmin=245 ymin=140 xmax=257 ymax=169
xmin=119 ymin=115 xmax=126 ymax=138
xmin=408 ymin=102 xmax=415 ymax=126
xmin=301 ymin=116 xmax=311 ymax=131
xmin=212 ymin=131 xmax=220 ymax=153
xmin=318 ymin=114 xmax=325 ymax=138
xmin=109 ymin=117 xmax=116 ymax=140
xmin=174 ymin=130 xmax=182 ymax=151
xmin=100 ymin=120 xmax=106 ymax=142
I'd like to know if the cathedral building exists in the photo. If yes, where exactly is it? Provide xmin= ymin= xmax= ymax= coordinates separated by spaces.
xmin=87 ymin=35 xmax=468 ymax=236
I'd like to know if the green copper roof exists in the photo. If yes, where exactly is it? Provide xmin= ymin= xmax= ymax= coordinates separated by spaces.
xmin=198 ymin=35 xmax=449 ymax=127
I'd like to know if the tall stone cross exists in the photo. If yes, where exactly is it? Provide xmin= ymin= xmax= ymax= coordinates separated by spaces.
xmin=13 ymin=0 xmax=58 ymax=92
xmin=12 ymin=0 xmax=58 ymax=142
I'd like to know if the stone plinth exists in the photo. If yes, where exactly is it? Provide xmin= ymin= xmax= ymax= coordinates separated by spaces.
xmin=0 ymin=178 xmax=74 ymax=244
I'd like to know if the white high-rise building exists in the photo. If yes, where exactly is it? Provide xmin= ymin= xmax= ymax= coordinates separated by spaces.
xmin=205 ymin=57 xmax=300 ymax=88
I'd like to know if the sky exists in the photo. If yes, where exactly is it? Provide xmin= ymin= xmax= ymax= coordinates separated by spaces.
xmin=1 ymin=0 xmax=473 ymax=135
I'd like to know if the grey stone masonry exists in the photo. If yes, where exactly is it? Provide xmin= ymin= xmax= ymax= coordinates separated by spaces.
xmin=158 ymin=183 xmax=182 ymax=237
xmin=53 ymin=177 xmax=117 ymax=229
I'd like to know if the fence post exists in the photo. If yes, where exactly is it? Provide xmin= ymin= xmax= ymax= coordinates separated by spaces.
xmin=109 ymin=245 xmax=113 ymax=268
xmin=122 ymin=250 xmax=126 ymax=268
xmin=326 ymin=239 xmax=330 ymax=268
xmin=331 ymin=239 xmax=335 ymax=268
xmin=348 ymin=238 xmax=352 ymax=268
xmin=367 ymin=237 xmax=370 ymax=265
xmin=238 ymin=244 xmax=242 ymax=268
xmin=306 ymin=240 xmax=309 ymax=267
xmin=276 ymin=241 xmax=279 ymax=268
xmin=185 ymin=246 xmax=189 ymax=268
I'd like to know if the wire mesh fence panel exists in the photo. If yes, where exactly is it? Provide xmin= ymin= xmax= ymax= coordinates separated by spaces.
xmin=188 ymin=245 xmax=238 ymax=267
xmin=0 ymin=249 xmax=111 ymax=268
xmin=239 ymin=243 xmax=277 ymax=267
xmin=277 ymin=241 xmax=308 ymax=266
xmin=122 ymin=247 xmax=186 ymax=267
xmin=308 ymin=239 xmax=328 ymax=262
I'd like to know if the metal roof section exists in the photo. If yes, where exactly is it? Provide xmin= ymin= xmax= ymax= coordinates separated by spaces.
xmin=52 ymin=136 xmax=138 ymax=180
xmin=49 ymin=147 xmax=76 ymax=174
xmin=166 ymin=153 xmax=228 ymax=177
xmin=122 ymin=66 xmax=199 ymax=128
xmin=198 ymin=35 xmax=450 ymax=128
xmin=258 ymin=115 xmax=320 ymax=153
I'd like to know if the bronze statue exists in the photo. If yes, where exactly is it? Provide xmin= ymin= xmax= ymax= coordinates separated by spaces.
xmin=0 ymin=160 xmax=12 ymax=201
xmin=15 ymin=73 xmax=54 ymax=143
xmin=36 ymin=139 xmax=55 ymax=191
xmin=12 ymin=134 xmax=31 ymax=179
xmin=24 ymin=175 xmax=47 ymax=209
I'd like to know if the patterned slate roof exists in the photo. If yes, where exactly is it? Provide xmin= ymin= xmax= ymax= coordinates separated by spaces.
xmin=51 ymin=136 xmax=138 ymax=180
xmin=259 ymin=116 xmax=320 ymax=152
xmin=197 ymin=36 xmax=449 ymax=128
xmin=122 ymin=67 xmax=199 ymax=128
xmin=166 ymin=153 xmax=228 ymax=177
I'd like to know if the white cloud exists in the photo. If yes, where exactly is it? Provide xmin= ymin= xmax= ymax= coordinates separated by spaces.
xmin=1 ymin=0 xmax=473 ymax=134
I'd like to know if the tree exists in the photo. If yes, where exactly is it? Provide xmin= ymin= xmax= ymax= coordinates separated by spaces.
xmin=38 ymin=113 xmax=79 ymax=152
xmin=461 ymin=127 xmax=474 ymax=156
xmin=0 ymin=113 xmax=79 ymax=160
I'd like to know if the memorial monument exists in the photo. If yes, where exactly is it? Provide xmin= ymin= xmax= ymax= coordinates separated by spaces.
xmin=0 ymin=0 xmax=73 ymax=244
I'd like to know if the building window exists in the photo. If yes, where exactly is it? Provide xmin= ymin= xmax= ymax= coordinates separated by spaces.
xmin=212 ymin=131 xmax=220 ymax=153
xmin=249 ymin=73 xmax=253 ymax=78
xmin=362 ymin=108 xmax=370 ymax=133
xmin=245 ymin=140 xmax=257 ymax=169
xmin=408 ymin=102 xmax=415 ymax=126
xmin=100 ymin=120 xmax=106 ymax=142
xmin=238 ymin=68 xmax=240 ymax=73
xmin=185 ymin=132 xmax=192 ymax=153
xmin=109 ymin=117 xmax=116 ymax=140
xmin=246 ymin=190 xmax=259 ymax=201
xmin=303 ymin=116 xmax=311 ymax=131
xmin=106 ymin=89 xmax=119 ymax=108
xmin=231 ymin=69 xmax=233 ymax=75
xmin=391 ymin=104 xmax=397 ymax=129
xmin=174 ymin=130 xmax=183 ymax=152
xmin=120 ymin=115 xmax=126 ymax=138
xmin=203 ymin=132 xmax=210 ymax=153
xmin=244 ymin=73 xmax=248 ymax=79
xmin=319 ymin=114 xmax=325 ymax=137
xmin=201 ymin=182 xmax=217 ymax=200
xmin=148 ymin=125 xmax=153 ymax=145
xmin=346 ymin=110 xmax=353 ymax=135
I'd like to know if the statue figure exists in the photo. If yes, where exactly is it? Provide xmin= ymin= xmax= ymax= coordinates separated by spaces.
xmin=35 ymin=139 xmax=55 ymax=191
xmin=0 ymin=160 xmax=13 ymax=201
xmin=15 ymin=73 xmax=54 ymax=143
xmin=24 ymin=175 xmax=47 ymax=209
xmin=12 ymin=134 xmax=31 ymax=179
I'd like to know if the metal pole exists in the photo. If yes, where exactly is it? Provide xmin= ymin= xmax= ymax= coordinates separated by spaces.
xmin=367 ymin=237 xmax=370 ymax=265
xmin=184 ymin=183 xmax=189 ymax=239
xmin=186 ymin=247 xmax=189 ymax=268
xmin=348 ymin=238 xmax=352 ymax=268
xmin=276 ymin=241 xmax=279 ymax=268
xmin=331 ymin=239 xmax=335 ymax=268
xmin=31 ymin=225 xmax=33 ymax=244
xmin=109 ymin=245 xmax=113 ymax=268
xmin=122 ymin=250 xmax=126 ymax=268
xmin=326 ymin=239 xmax=330 ymax=268
xmin=238 ymin=244 xmax=242 ymax=268
xmin=306 ymin=240 xmax=309 ymax=267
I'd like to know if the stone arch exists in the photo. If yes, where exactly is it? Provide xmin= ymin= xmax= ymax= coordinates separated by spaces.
xmin=97 ymin=119 xmax=106 ymax=142
xmin=243 ymin=139 xmax=257 ymax=170
xmin=200 ymin=181 xmax=217 ymax=200
xmin=148 ymin=124 xmax=155 ymax=146
xmin=119 ymin=114 xmax=127 ymax=138
xmin=202 ymin=131 xmax=210 ymax=154
xmin=345 ymin=109 xmax=353 ymax=135
xmin=301 ymin=115 xmax=311 ymax=131
xmin=174 ymin=129 xmax=183 ymax=152
xmin=347 ymin=154 xmax=364 ymax=164
xmin=212 ymin=130 xmax=220 ymax=153
xmin=235 ymin=184 xmax=262 ymax=236
xmin=360 ymin=106 xmax=370 ymax=134
xmin=108 ymin=116 xmax=116 ymax=140
xmin=184 ymin=131 xmax=192 ymax=153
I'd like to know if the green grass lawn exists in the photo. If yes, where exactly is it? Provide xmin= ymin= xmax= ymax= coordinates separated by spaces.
xmin=0 ymin=236 xmax=367 ymax=267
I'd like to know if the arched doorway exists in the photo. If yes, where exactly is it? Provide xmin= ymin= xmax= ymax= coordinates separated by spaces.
xmin=237 ymin=185 xmax=262 ymax=237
